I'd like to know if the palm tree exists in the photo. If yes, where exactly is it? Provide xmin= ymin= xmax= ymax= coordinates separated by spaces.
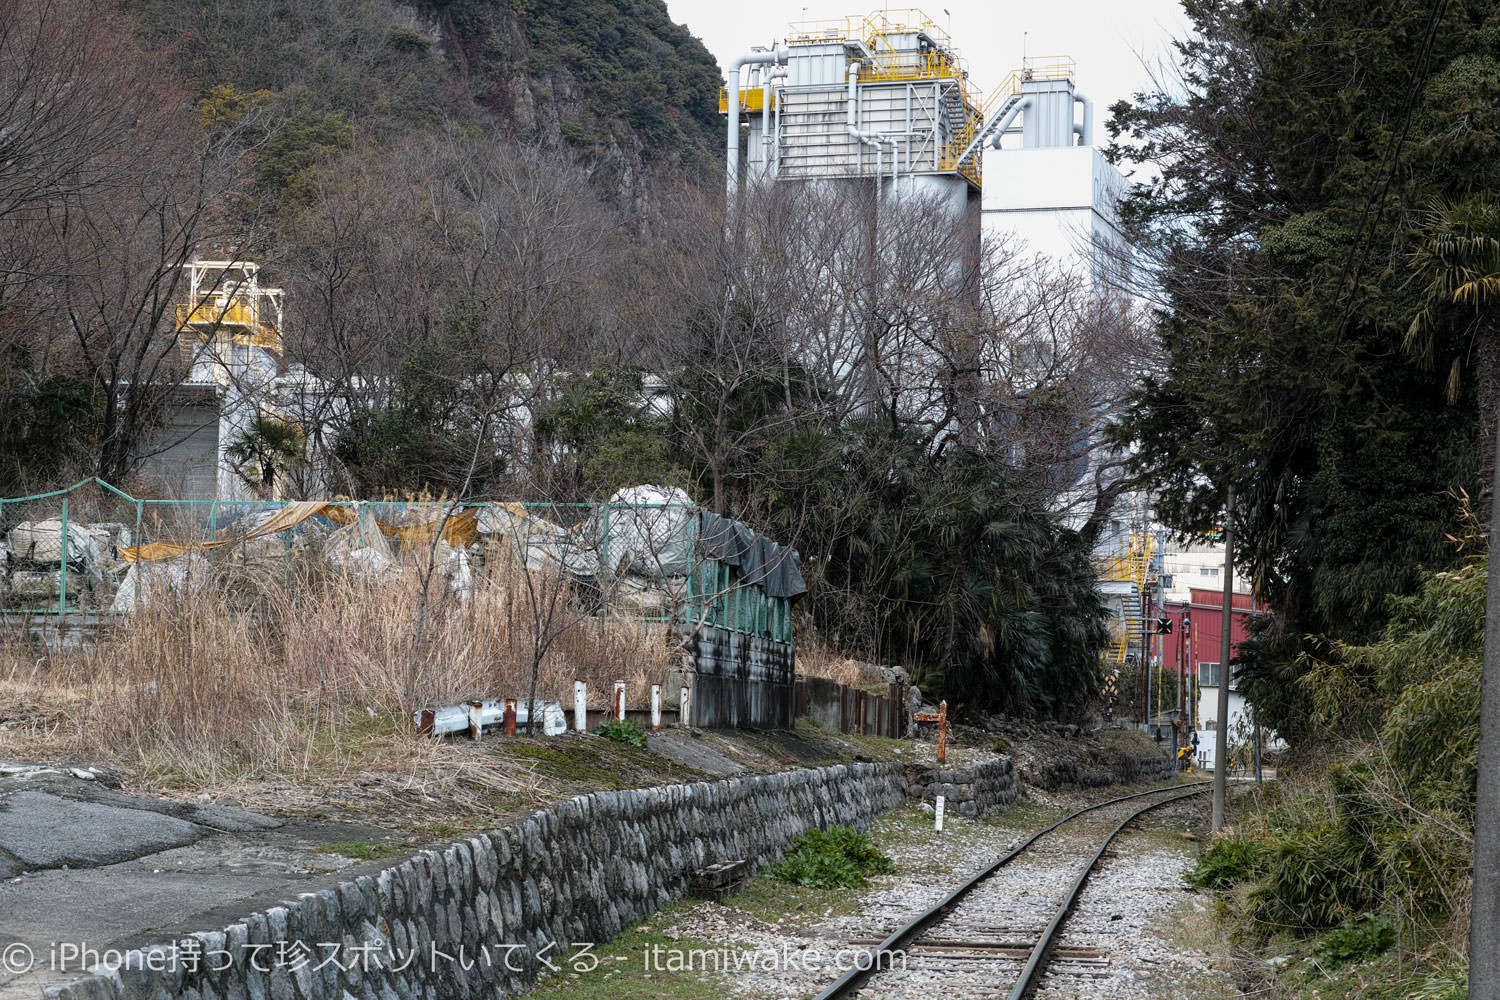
xmin=1407 ymin=195 xmax=1500 ymax=503
xmin=225 ymin=416 xmax=306 ymax=496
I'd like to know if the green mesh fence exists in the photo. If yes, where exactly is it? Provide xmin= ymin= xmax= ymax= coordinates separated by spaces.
xmin=0 ymin=479 xmax=794 ymax=642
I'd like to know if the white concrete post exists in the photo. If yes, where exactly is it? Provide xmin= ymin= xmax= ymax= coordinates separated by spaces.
xmin=573 ymin=680 xmax=587 ymax=733
xmin=650 ymin=685 xmax=662 ymax=731
xmin=679 ymin=686 xmax=691 ymax=728
xmin=613 ymin=680 xmax=626 ymax=721
xmin=935 ymin=795 xmax=946 ymax=832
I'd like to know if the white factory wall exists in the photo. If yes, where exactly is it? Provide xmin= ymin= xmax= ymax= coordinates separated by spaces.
xmin=979 ymin=145 xmax=1129 ymax=286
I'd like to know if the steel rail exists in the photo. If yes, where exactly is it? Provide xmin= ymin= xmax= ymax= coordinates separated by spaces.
xmin=810 ymin=780 xmax=1211 ymax=1000
xmin=1006 ymin=785 xmax=1210 ymax=999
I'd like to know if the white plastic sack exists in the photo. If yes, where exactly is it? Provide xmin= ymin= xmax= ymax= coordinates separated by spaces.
xmin=326 ymin=546 xmax=396 ymax=581
xmin=8 ymin=520 xmax=107 ymax=567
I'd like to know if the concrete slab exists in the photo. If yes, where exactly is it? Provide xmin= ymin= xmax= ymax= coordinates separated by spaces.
xmin=647 ymin=730 xmax=747 ymax=776
xmin=180 ymin=802 xmax=283 ymax=833
xmin=0 ymin=818 xmax=407 ymax=1000
xmin=0 ymin=792 xmax=203 ymax=872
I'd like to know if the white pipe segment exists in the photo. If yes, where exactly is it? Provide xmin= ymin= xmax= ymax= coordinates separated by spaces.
xmin=847 ymin=62 xmax=895 ymax=202
xmin=1075 ymin=92 xmax=1094 ymax=146
xmin=762 ymin=68 xmax=787 ymax=175
xmin=987 ymin=95 xmax=1032 ymax=150
xmin=726 ymin=47 xmax=789 ymax=200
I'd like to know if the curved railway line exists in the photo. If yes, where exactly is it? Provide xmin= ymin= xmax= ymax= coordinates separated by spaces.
xmin=812 ymin=781 xmax=1212 ymax=1000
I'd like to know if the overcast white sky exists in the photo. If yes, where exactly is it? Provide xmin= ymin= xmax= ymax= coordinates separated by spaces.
xmin=665 ymin=1 xmax=1192 ymax=137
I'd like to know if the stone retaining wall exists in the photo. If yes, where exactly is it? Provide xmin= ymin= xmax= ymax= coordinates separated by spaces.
xmin=1024 ymin=748 xmax=1177 ymax=791
xmin=906 ymin=756 xmax=1019 ymax=818
xmin=46 ymin=763 xmax=908 ymax=1000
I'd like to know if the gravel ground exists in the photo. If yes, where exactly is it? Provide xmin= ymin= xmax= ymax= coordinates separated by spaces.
xmin=657 ymin=791 xmax=1228 ymax=1000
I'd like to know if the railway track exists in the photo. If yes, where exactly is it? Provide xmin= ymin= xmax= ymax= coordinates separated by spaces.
xmin=812 ymin=781 xmax=1212 ymax=1000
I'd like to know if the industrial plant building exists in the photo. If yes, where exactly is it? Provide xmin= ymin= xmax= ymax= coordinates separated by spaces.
xmin=719 ymin=10 xmax=1127 ymax=289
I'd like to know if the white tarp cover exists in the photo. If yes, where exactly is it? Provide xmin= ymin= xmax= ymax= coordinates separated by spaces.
xmin=109 ymin=552 xmax=211 ymax=612
xmin=593 ymin=485 xmax=694 ymax=578
xmin=8 ymin=520 xmax=107 ymax=567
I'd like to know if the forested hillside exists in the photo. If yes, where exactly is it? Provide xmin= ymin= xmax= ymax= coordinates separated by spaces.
xmin=125 ymin=0 xmax=724 ymax=203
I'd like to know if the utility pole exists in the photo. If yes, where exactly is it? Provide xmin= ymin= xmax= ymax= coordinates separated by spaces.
xmin=1469 ymin=431 xmax=1500 ymax=1000
xmin=1212 ymin=483 xmax=1234 ymax=832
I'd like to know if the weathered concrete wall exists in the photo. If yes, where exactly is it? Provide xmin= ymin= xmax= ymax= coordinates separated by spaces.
xmin=683 ymin=625 xmax=795 ymax=729
xmin=46 ymin=763 xmax=906 ymax=1000
xmin=800 ymin=676 xmax=843 ymax=731
xmin=906 ymin=757 xmax=1019 ymax=818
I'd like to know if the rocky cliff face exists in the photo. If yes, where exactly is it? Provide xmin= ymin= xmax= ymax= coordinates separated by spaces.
xmin=127 ymin=0 xmax=724 ymax=211
xmin=419 ymin=0 xmax=723 ymax=208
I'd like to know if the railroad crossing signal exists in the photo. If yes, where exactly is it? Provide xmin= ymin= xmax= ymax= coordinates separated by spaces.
xmin=1156 ymin=616 xmax=1173 ymax=634
xmin=1101 ymin=669 xmax=1120 ymax=724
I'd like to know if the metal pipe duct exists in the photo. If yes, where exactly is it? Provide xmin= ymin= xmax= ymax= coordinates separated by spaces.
xmin=763 ymin=67 xmax=788 ymax=177
xmin=726 ymin=47 xmax=789 ymax=200
xmin=1075 ymin=92 xmax=1094 ymax=146
xmin=987 ymin=96 xmax=1032 ymax=149
xmin=847 ymin=63 xmax=895 ymax=202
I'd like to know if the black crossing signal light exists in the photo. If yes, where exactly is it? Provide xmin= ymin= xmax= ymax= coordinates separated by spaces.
xmin=1156 ymin=616 xmax=1173 ymax=634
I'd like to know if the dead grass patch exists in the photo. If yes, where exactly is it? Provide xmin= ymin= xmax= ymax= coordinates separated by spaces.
xmin=795 ymin=635 xmax=887 ymax=689
xmin=0 ymin=553 xmax=671 ymax=810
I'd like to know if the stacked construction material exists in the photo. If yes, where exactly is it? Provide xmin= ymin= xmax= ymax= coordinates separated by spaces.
xmin=2 ymin=519 xmax=130 ymax=611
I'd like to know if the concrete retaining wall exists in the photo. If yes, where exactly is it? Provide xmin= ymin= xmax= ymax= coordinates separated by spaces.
xmin=681 ymin=625 xmax=795 ymax=729
xmin=906 ymin=757 xmax=1019 ymax=818
xmin=46 ymin=763 xmax=908 ymax=1000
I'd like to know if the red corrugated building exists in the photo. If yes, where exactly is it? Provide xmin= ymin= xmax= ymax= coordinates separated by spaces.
xmin=1158 ymin=587 xmax=1256 ymax=732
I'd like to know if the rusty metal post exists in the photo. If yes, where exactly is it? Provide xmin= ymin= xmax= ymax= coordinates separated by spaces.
xmin=573 ymin=680 xmax=587 ymax=732
xmin=502 ymin=699 xmax=517 ymax=737
xmin=937 ymin=700 xmax=948 ymax=761
xmin=680 ymin=685 xmax=691 ymax=728
xmin=613 ymin=679 xmax=626 ymax=721
xmin=650 ymin=684 xmax=662 ymax=731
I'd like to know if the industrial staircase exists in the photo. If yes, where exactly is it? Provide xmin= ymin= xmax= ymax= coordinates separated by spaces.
xmin=1094 ymin=530 xmax=1158 ymax=664
xmin=953 ymin=89 xmax=1024 ymax=171
xmin=951 ymin=57 xmax=1079 ymax=175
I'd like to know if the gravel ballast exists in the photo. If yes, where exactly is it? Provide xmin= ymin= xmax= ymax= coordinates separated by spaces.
xmin=658 ymin=793 xmax=1226 ymax=999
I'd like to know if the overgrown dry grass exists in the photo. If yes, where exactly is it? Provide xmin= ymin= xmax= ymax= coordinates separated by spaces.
xmin=795 ymin=635 xmax=888 ymax=689
xmin=0 ymin=547 xmax=672 ymax=800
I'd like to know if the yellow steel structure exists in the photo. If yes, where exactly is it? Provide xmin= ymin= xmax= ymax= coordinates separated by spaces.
xmin=1094 ymin=527 xmax=1158 ymax=663
xmin=726 ymin=9 xmax=988 ymax=188
xmin=175 ymin=260 xmax=283 ymax=354
xmin=717 ymin=87 xmax=775 ymax=113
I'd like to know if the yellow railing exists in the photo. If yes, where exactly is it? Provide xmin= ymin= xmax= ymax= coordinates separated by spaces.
xmin=724 ymin=16 xmax=1085 ymax=191
xmin=1105 ymin=617 xmax=1135 ymax=663
xmin=717 ymin=87 xmax=775 ymax=114
xmin=858 ymin=9 xmax=952 ymax=52
xmin=787 ymin=9 xmax=953 ymax=49
xmin=942 ymin=57 xmax=1074 ymax=185
xmin=1095 ymin=528 xmax=1156 ymax=662
xmin=176 ymin=299 xmax=280 ymax=348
